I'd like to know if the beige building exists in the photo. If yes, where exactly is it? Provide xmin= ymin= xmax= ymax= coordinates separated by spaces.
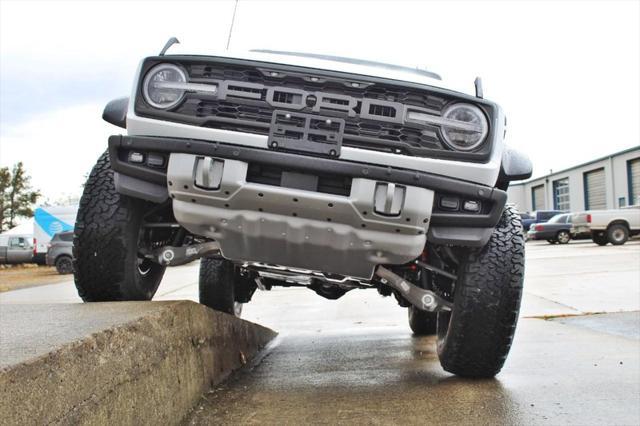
xmin=507 ymin=146 xmax=640 ymax=213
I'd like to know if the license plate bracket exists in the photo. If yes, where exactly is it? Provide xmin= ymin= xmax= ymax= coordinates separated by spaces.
xmin=268 ymin=110 xmax=344 ymax=157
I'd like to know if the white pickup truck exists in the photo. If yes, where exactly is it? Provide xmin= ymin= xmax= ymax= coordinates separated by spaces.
xmin=572 ymin=207 xmax=640 ymax=245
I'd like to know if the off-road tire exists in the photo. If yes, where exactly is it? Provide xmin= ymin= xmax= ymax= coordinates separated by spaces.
xmin=592 ymin=232 xmax=608 ymax=246
xmin=199 ymin=257 xmax=243 ymax=316
xmin=556 ymin=230 xmax=571 ymax=244
xmin=607 ymin=224 xmax=629 ymax=246
xmin=436 ymin=206 xmax=525 ymax=378
xmin=73 ymin=152 xmax=166 ymax=301
xmin=55 ymin=255 xmax=73 ymax=274
xmin=408 ymin=306 xmax=438 ymax=335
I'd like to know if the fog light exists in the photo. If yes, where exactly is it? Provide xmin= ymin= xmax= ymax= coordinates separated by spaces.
xmin=463 ymin=200 xmax=481 ymax=212
xmin=147 ymin=153 xmax=165 ymax=168
xmin=129 ymin=152 xmax=145 ymax=163
xmin=439 ymin=196 xmax=459 ymax=210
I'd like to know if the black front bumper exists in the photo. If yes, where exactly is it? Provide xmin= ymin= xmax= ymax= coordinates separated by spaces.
xmin=108 ymin=135 xmax=507 ymax=247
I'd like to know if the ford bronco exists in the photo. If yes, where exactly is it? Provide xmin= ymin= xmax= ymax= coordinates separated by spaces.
xmin=74 ymin=40 xmax=532 ymax=377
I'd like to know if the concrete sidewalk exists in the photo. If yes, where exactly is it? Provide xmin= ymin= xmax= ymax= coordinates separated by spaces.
xmin=0 ymin=301 xmax=276 ymax=425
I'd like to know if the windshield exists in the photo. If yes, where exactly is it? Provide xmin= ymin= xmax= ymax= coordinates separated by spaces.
xmin=548 ymin=214 xmax=568 ymax=223
xmin=250 ymin=49 xmax=442 ymax=80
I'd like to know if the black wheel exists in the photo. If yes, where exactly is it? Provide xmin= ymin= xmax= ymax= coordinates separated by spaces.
xmin=436 ymin=206 xmax=525 ymax=378
xmin=592 ymin=232 xmax=608 ymax=246
xmin=73 ymin=152 xmax=166 ymax=301
xmin=199 ymin=257 xmax=249 ymax=316
xmin=607 ymin=224 xmax=629 ymax=246
xmin=408 ymin=306 xmax=437 ymax=335
xmin=556 ymin=230 xmax=571 ymax=244
xmin=55 ymin=255 xmax=73 ymax=274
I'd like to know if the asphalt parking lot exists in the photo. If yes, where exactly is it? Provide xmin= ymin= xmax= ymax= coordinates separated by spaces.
xmin=1 ymin=240 xmax=639 ymax=425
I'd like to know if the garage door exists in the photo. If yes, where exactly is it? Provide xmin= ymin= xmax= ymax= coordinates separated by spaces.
xmin=584 ymin=168 xmax=606 ymax=210
xmin=531 ymin=185 xmax=545 ymax=211
xmin=629 ymin=158 xmax=640 ymax=206
xmin=553 ymin=178 xmax=570 ymax=210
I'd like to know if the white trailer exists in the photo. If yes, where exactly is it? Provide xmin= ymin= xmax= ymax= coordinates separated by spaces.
xmin=33 ymin=205 xmax=78 ymax=264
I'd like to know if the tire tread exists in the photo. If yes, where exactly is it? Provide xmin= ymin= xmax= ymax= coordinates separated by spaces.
xmin=73 ymin=152 xmax=164 ymax=301
xmin=199 ymin=258 xmax=236 ymax=315
xmin=437 ymin=206 xmax=525 ymax=377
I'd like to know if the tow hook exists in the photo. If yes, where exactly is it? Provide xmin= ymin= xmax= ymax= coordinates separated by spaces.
xmin=150 ymin=241 xmax=220 ymax=266
xmin=375 ymin=266 xmax=453 ymax=312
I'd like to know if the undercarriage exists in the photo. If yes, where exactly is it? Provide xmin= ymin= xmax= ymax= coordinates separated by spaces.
xmin=136 ymin=194 xmax=457 ymax=313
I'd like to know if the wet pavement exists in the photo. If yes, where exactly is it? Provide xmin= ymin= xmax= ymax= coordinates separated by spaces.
xmin=180 ymin=240 xmax=640 ymax=425
xmin=1 ymin=240 xmax=639 ymax=425
xmin=185 ymin=317 xmax=639 ymax=425
xmin=551 ymin=311 xmax=640 ymax=340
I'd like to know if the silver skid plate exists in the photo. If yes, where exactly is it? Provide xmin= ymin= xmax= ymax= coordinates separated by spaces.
xmin=168 ymin=153 xmax=434 ymax=279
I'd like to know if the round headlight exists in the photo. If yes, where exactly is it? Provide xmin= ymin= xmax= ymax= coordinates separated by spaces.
xmin=441 ymin=103 xmax=489 ymax=151
xmin=142 ymin=64 xmax=187 ymax=109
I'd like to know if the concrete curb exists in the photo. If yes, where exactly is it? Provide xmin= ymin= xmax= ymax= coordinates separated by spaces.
xmin=0 ymin=301 xmax=277 ymax=425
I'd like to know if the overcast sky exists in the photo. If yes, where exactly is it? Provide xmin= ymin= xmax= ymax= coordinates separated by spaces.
xmin=1 ymin=0 xmax=638 ymax=201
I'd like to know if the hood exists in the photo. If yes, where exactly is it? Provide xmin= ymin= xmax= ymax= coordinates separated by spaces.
xmin=164 ymin=45 xmax=473 ymax=95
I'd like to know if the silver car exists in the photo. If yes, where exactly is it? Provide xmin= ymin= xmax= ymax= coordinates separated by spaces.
xmin=46 ymin=231 xmax=74 ymax=274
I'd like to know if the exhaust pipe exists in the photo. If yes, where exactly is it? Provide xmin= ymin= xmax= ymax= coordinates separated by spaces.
xmin=375 ymin=266 xmax=453 ymax=312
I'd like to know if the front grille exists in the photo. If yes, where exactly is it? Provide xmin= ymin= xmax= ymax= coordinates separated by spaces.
xmin=177 ymin=98 xmax=443 ymax=153
xmin=135 ymin=58 xmax=493 ymax=161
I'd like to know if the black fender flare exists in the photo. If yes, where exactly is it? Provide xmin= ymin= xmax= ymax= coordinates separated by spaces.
xmin=102 ymin=97 xmax=128 ymax=129
xmin=498 ymin=147 xmax=532 ymax=187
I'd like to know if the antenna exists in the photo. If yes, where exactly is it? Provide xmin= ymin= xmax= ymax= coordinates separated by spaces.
xmin=226 ymin=0 xmax=239 ymax=51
